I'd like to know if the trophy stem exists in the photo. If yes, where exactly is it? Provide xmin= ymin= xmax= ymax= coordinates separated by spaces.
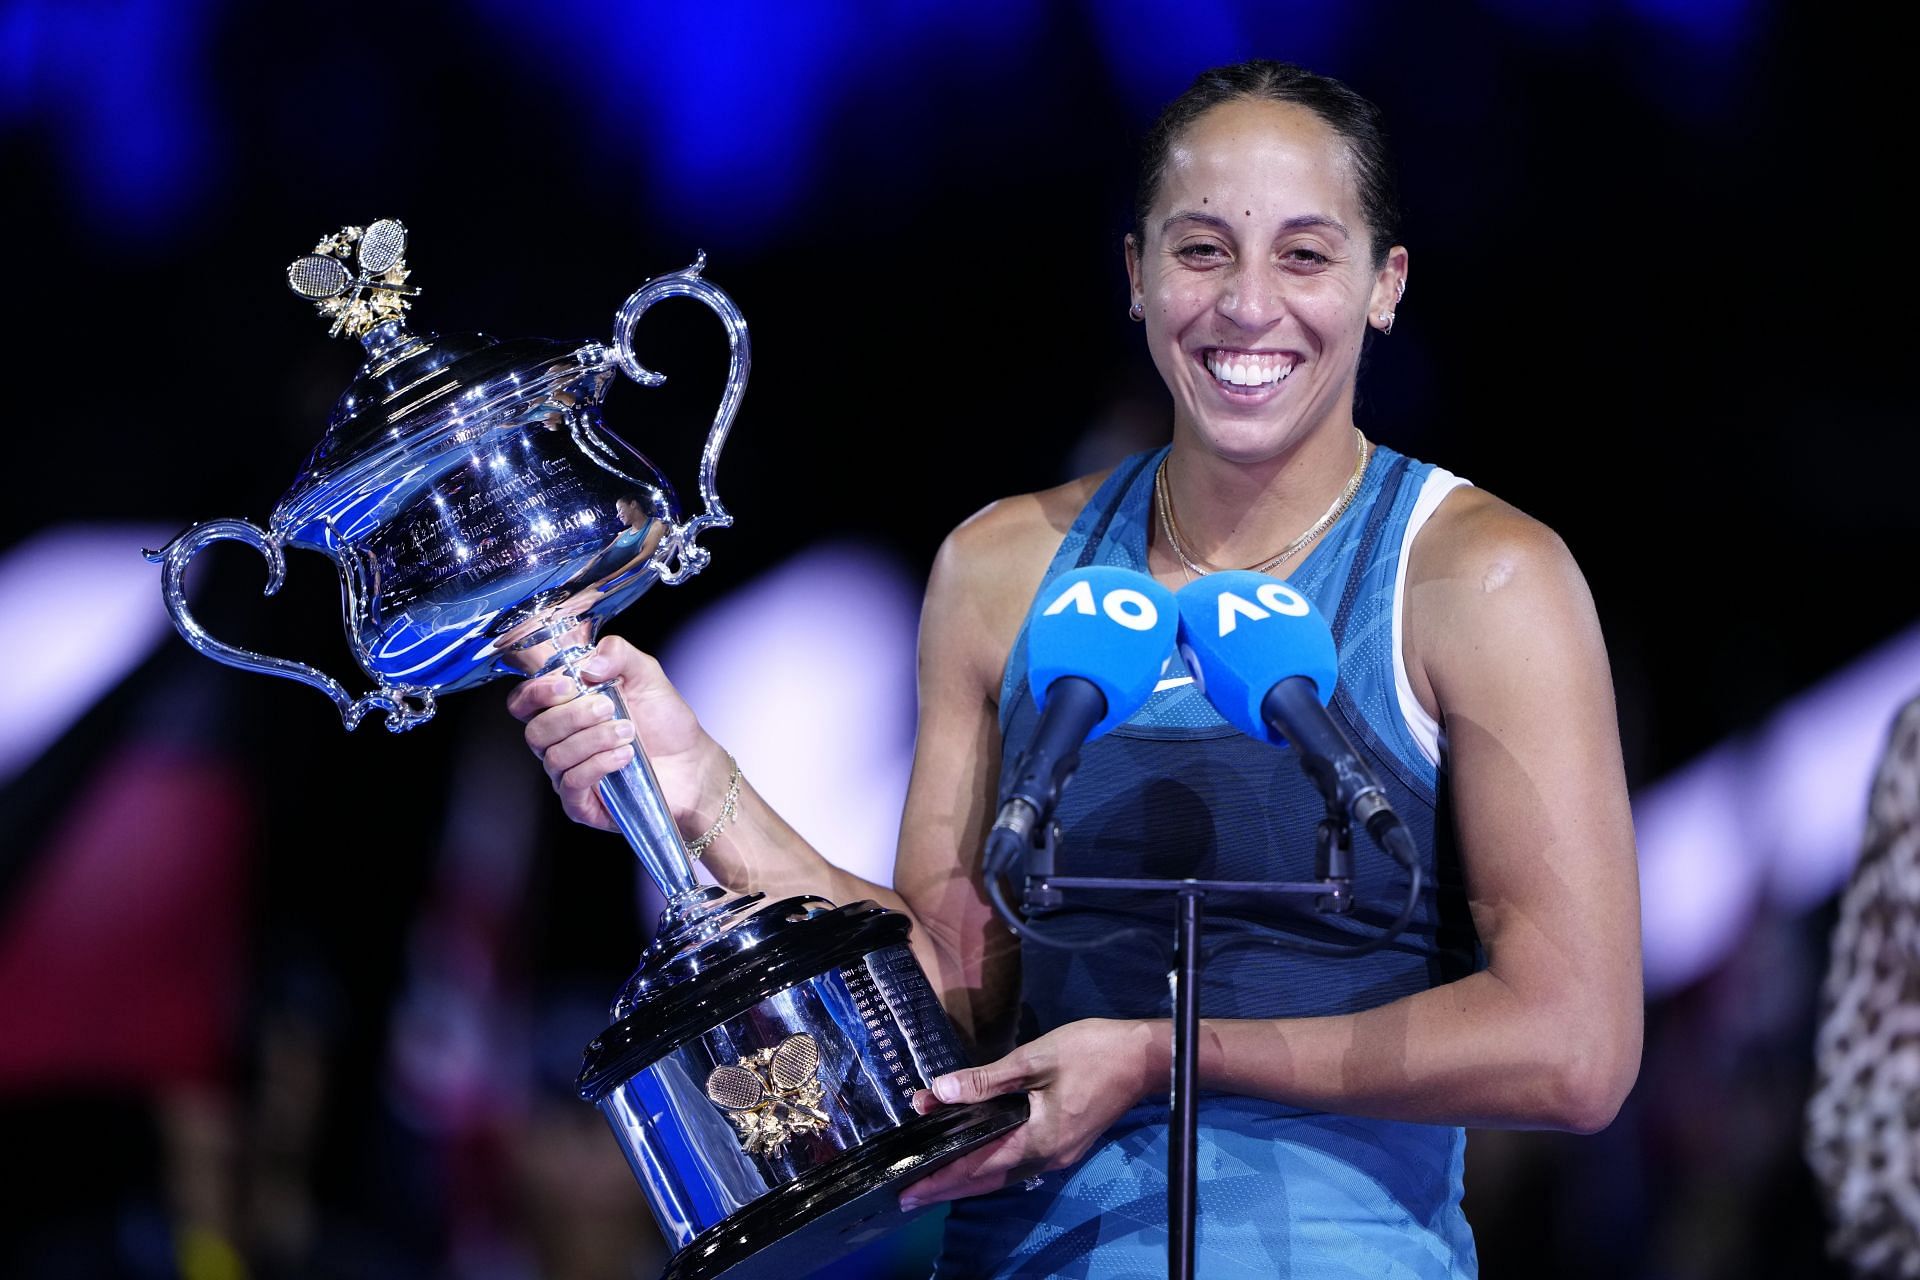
xmin=542 ymin=649 xmax=703 ymax=907
xmin=596 ymin=690 xmax=702 ymax=903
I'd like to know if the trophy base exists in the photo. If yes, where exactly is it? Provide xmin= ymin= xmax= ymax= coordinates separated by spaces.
xmin=661 ymin=1094 xmax=1029 ymax=1280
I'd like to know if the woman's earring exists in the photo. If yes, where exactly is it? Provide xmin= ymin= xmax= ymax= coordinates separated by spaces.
xmin=1128 ymin=301 xmax=1144 ymax=321
xmin=1379 ymin=311 xmax=1395 ymax=335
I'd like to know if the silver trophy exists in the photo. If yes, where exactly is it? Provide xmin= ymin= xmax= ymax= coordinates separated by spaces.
xmin=148 ymin=221 xmax=1026 ymax=1279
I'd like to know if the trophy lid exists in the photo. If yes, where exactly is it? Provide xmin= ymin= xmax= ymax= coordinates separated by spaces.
xmin=275 ymin=220 xmax=616 ymax=545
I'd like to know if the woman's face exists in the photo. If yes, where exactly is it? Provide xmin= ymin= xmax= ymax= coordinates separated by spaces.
xmin=1126 ymin=98 xmax=1406 ymax=464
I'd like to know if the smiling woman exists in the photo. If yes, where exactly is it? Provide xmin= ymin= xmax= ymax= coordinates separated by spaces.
xmin=1125 ymin=80 xmax=1406 ymax=510
xmin=510 ymin=59 xmax=1642 ymax=1278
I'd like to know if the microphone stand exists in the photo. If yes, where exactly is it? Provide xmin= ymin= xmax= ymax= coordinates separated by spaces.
xmin=1014 ymin=804 xmax=1363 ymax=1280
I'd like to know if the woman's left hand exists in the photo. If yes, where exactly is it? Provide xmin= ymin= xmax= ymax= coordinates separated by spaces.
xmin=898 ymin=1018 xmax=1161 ymax=1209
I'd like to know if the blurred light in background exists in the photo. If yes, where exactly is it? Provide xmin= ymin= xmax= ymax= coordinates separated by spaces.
xmin=1088 ymin=0 xmax=1351 ymax=119
xmin=0 ymin=743 xmax=252 ymax=1091
xmin=1624 ymin=0 xmax=1752 ymax=42
xmin=1637 ymin=623 xmax=1920 ymax=995
xmin=1484 ymin=0 xmax=1752 ymax=40
xmin=662 ymin=542 xmax=920 ymax=889
xmin=474 ymin=0 xmax=1044 ymax=243
xmin=0 ymin=0 xmax=218 ymax=238
xmin=468 ymin=0 xmax=1358 ymax=246
xmin=0 ymin=524 xmax=177 ymax=784
xmin=0 ymin=0 xmax=1763 ymax=249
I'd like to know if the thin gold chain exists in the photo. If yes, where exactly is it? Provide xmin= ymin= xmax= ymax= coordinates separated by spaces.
xmin=1154 ymin=428 xmax=1372 ymax=580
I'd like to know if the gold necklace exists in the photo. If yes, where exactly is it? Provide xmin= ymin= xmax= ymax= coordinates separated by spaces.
xmin=1155 ymin=428 xmax=1373 ymax=581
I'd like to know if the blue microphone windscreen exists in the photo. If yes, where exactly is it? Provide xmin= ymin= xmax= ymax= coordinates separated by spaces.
xmin=1173 ymin=570 xmax=1340 ymax=747
xmin=1027 ymin=566 xmax=1178 ymax=739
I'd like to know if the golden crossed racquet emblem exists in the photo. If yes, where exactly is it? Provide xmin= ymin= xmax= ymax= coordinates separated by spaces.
xmin=705 ymin=1033 xmax=831 ymax=1156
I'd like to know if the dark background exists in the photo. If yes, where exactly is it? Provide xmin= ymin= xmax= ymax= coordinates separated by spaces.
xmin=1 ymin=2 xmax=1909 ymax=1277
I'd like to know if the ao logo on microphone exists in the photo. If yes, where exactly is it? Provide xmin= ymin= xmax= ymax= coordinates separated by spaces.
xmin=1210 ymin=581 xmax=1311 ymax=636
xmin=1174 ymin=571 xmax=1340 ymax=717
xmin=1041 ymin=577 xmax=1161 ymax=633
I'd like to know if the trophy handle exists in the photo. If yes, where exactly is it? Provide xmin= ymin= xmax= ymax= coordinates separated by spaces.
xmin=145 ymin=519 xmax=437 ymax=733
xmin=610 ymin=251 xmax=751 ymax=587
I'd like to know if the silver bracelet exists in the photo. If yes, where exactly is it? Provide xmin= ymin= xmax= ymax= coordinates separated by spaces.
xmin=686 ymin=753 xmax=741 ymax=860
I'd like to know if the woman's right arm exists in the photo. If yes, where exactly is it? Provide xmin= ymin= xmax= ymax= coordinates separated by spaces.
xmin=507 ymin=640 xmax=934 ymax=955
xmin=506 ymin=496 xmax=1063 ymax=1049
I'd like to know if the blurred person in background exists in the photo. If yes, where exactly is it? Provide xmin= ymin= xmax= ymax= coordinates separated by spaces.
xmin=512 ymin=59 xmax=1642 ymax=1276
xmin=1808 ymin=692 xmax=1920 ymax=1277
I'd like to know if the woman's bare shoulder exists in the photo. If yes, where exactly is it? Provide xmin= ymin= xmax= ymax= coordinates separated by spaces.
xmin=1403 ymin=481 xmax=1600 ymax=710
xmin=923 ymin=468 xmax=1115 ymax=688
xmin=1407 ymin=483 xmax=1579 ymax=596
xmin=941 ymin=468 xmax=1111 ymax=570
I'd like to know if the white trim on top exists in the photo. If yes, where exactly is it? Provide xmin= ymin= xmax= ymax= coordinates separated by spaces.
xmin=1392 ymin=467 xmax=1471 ymax=767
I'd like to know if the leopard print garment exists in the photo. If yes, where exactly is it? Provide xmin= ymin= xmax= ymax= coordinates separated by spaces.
xmin=1808 ymin=694 xmax=1920 ymax=1276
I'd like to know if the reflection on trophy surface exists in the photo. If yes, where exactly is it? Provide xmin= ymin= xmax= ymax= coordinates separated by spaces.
xmin=147 ymin=219 xmax=1026 ymax=1280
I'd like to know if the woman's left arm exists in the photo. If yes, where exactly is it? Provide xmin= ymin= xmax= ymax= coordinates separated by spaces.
xmin=904 ymin=491 xmax=1642 ymax=1205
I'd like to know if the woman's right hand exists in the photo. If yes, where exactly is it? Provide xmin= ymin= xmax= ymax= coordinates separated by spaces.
xmin=506 ymin=636 xmax=727 ymax=835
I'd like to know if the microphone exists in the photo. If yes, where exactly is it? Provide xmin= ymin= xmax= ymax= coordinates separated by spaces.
xmin=1173 ymin=571 xmax=1409 ymax=860
xmin=984 ymin=566 xmax=1178 ymax=877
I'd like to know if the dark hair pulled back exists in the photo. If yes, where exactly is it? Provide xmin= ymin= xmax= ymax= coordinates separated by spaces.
xmin=1133 ymin=60 xmax=1401 ymax=266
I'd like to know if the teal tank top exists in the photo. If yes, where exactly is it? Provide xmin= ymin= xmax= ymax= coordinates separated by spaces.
xmin=937 ymin=443 xmax=1483 ymax=1278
